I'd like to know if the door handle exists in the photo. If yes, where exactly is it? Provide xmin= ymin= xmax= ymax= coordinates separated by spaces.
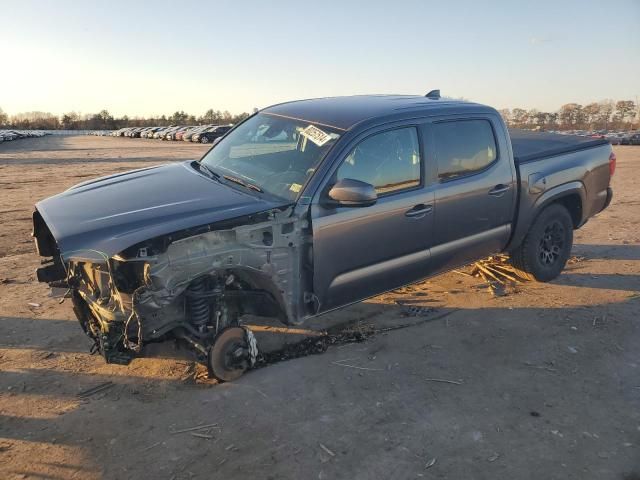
xmin=488 ymin=184 xmax=511 ymax=197
xmin=405 ymin=204 xmax=433 ymax=218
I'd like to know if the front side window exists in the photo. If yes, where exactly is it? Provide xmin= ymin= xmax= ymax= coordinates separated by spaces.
xmin=337 ymin=127 xmax=421 ymax=195
xmin=200 ymin=113 xmax=341 ymax=200
xmin=433 ymin=120 xmax=497 ymax=180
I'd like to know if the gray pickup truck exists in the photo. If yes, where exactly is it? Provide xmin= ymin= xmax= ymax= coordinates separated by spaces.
xmin=32 ymin=92 xmax=615 ymax=380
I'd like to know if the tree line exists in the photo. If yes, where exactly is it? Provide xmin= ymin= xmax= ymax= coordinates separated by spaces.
xmin=0 ymin=108 xmax=252 ymax=130
xmin=499 ymin=100 xmax=637 ymax=130
xmin=1 ymin=100 xmax=638 ymax=131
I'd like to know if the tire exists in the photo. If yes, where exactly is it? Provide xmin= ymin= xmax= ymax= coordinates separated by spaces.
xmin=510 ymin=203 xmax=573 ymax=282
xmin=200 ymin=136 xmax=209 ymax=144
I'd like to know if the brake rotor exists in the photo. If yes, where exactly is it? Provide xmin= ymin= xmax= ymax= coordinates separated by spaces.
xmin=207 ymin=327 xmax=255 ymax=382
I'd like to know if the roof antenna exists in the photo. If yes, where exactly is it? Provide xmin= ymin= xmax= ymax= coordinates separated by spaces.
xmin=425 ymin=89 xmax=440 ymax=99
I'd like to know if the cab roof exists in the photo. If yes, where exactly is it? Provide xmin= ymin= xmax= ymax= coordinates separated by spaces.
xmin=263 ymin=95 xmax=488 ymax=131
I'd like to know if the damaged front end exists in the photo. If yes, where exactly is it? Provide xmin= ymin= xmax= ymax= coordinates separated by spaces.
xmin=33 ymin=206 xmax=313 ymax=375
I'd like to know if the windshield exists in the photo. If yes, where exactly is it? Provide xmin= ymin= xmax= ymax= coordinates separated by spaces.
xmin=200 ymin=113 xmax=341 ymax=201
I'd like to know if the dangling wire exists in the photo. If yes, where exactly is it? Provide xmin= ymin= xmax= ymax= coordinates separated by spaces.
xmin=124 ymin=288 xmax=143 ymax=353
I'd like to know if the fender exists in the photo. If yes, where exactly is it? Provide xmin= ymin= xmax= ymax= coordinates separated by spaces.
xmin=533 ymin=181 xmax=586 ymax=220
xmin=507 ymin=181 xmax=586 ymax=252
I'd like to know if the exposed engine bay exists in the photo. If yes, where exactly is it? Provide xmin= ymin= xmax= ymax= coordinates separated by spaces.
xmin=33 ymin=206 xmax=315 ymax=380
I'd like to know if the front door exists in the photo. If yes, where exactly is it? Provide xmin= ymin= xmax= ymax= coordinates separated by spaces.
xmin=310 ymin=126 xmax=435 ymax=312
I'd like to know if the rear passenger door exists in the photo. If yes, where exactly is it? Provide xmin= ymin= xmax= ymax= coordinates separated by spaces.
xmin=424 ymin=116 xmax=516 ymax=273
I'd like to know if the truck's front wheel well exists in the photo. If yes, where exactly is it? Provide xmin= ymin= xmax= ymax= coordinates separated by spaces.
xmin=553 ymin=194 xmax=582 ymax=228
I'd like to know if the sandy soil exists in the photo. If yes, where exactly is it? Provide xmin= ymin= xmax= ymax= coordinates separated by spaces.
xmin=0 ymin=135 xmax=638 ymax=479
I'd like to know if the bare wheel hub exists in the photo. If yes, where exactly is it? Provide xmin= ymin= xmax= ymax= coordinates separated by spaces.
xmin=207 ymin=327 xmax=257 ymax=382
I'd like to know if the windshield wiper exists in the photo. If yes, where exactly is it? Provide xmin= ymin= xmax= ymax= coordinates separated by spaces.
xmin=192 ymin=161 xmax=220 ymax=180
xmin=223 ymin=174 xmax=263 ymax=193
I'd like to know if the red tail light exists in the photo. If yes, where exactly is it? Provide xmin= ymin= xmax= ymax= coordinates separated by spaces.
xmin=609 ymin=152 xmax=616 ymax=178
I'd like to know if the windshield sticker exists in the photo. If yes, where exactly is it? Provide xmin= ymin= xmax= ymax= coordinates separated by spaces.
xmin=289 ymin=183 xmax=302 ymax=193
xmin=300 ymin=125 xmax=332 ymax=147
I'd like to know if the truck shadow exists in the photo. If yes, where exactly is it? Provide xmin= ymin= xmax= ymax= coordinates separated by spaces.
xmin=572 ymin=243 xmax=640 ymax=261
xmin=553 ymin=272 xmax=640 ymax=291
xmin=1 ymin=295 xmax=638 ymax=479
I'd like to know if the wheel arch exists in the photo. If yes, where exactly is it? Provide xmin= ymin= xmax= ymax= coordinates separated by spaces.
xmin=507 ymin=181 xmax=585 ymax=252
xmin=534 ymin=181 xmax=586 ymax=228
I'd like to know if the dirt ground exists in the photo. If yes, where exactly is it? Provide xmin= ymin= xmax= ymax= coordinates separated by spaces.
xmin=0 ymin=135 xmax=638 ymax=480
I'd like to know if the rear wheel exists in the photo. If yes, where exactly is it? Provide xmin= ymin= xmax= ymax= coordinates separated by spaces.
xmin=200 ymin=136 xmax=209 ymax=144
xmin=510 ymin=203 xmax=573 ymax=282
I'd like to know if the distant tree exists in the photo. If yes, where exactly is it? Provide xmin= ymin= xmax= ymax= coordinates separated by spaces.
xmin=201 ymin=109 xmax=222 ymax=124
xmin=170 ymin=111 xmax=189 ymax=124
xmin=10 ymin=111 xmax=59 ymax=129
xmin=583 ymin=103 xmax=601 ymax=128
xmin=61 ymin=112 xmax=81 ymax=129
xmin=535 ymin=111 xmax=553 ymax=129
xmin=0 ymin=107 xmax=7 ymax=127
xmin=497 ymin=108 xmax=511 ymax=124
xmin=511 ymin=108 xmax=528 ymax=127
xmin=615 ymin=100 xmax=636 ymax=123
xmin=232 ymin=112 xmax=250 ymax=124
xmin=97 ymin=110 xmax=114 ymax=129
xmin=595 ymin=100 xmax=614 ymax=129
xmin=558 ymin=103 xmax=584 ymax=128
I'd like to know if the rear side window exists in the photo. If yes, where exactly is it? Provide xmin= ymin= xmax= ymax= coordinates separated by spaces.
xmin=433 ymin=120 xmax=497 ymax=180
xmin=337 ymin=127 xmax=421 ymax=194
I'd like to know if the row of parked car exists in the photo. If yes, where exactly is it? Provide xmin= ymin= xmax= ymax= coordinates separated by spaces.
xmin=0 ymin=130 xmax=49 ymax=143
xmin=603 ymin=132 xmax=640 ymax=145
xmin=550 ymin=129 xmax=640 ymax=145
xmin=111 ymin=125 xmax=233 ymax=144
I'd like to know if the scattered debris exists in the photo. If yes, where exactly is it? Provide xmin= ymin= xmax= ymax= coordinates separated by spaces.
xmin=169 ymin=423 xmax=219 ymax=434
xmin=425 ymin=458 xmax=437 ymax=469
xmin=331 ymin=361 xmax=382 ymax=372
xmin=567 ymin=255 xmax=586 ymax=264
xmin=487 ymin=452 xmax=500 ymax=462
xmin=424 ymin=377 xmax=463 ymax=385
xmin=319 ymin=443 xmax=336 ymax=457
xmin=567 ymin=346 xmax=578 ymax=354
xmin=530 ymin=411 xmax=541 ymax=417
xmin=461 ymin=255 xmax=529 ymax=297
xmin=523 ymin=361 xmax=557 ymax=373
xmin=252 ymin=310 xmax=458 ymax=372
xmin=190 ymin=432 xmax=214 ymax=439
xmin=27 ymin=302 xmax=41 ymax=308
xmin=593 ymin=315 xmax=607 ymax=328
xmin=397 ymin=304 xmax=436 ymax=317
xmin=76 ymin=381 xmax=114 ymax=398
xmin=140 ymin=441 xmax=162 ymax=452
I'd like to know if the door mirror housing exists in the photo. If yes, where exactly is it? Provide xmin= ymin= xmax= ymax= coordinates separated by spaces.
xmin=327 ymin=178 xmax=377 ymax=207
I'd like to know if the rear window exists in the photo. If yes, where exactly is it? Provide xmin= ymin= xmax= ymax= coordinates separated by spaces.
xmin=433 ymin=120 xmax=497 ymax=180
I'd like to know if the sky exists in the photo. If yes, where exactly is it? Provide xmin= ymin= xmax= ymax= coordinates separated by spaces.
xmin=1 ymin=0 xmax=639 ymax=117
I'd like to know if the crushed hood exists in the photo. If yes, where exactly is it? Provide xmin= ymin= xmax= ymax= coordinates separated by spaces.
xmin=36 ymin=161 xmax=289 ymax=260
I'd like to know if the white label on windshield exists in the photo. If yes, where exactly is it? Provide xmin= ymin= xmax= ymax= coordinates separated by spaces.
xmin=300 ymin=125 xmax=332 ymax=147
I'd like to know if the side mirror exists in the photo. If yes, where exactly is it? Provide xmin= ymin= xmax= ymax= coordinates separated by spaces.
xmin=327 ymin=178 xmax=377 ymax=207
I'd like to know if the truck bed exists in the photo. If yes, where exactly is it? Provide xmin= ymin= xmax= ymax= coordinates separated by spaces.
xmin=509 ymin=129 xmax=610 ymax=163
